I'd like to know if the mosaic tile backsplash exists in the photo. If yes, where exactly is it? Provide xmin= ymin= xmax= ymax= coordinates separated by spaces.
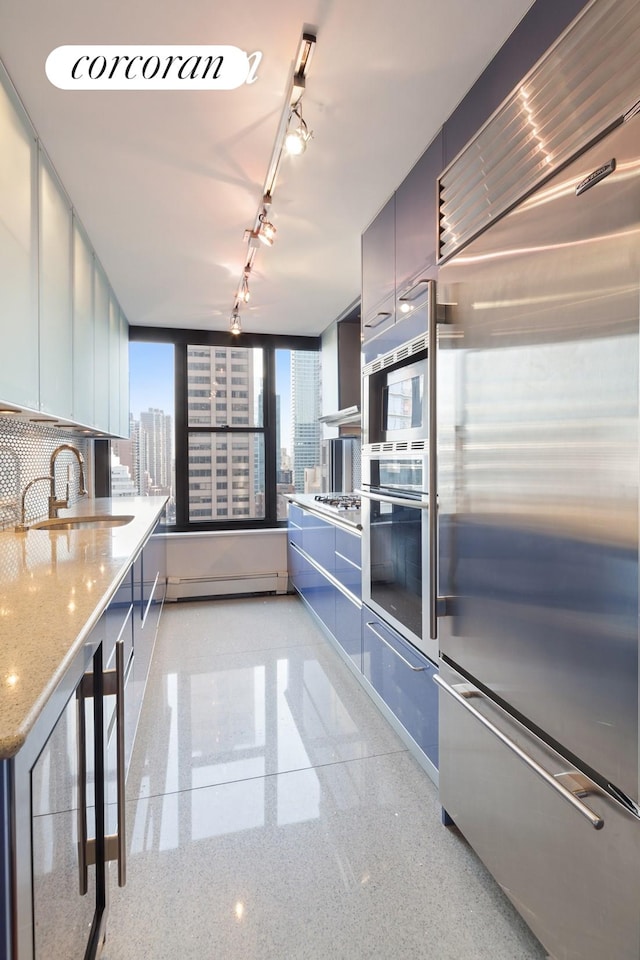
xmin=0 ymin=417 xmax=91 ymax=530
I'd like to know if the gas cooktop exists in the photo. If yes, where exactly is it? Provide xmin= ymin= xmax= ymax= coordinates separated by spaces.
xmin=313 ymin=494 xmax=361 ymax=512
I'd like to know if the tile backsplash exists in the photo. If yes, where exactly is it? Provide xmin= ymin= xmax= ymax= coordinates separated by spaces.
xmin=0 ymin=417 xmax=91 ymax=530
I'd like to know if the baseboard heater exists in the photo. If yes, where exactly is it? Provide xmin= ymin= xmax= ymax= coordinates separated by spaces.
xmin=166 ymin=572 xmax=289 ymax=601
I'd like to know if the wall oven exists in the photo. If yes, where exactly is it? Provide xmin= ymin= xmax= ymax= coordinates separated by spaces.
xmin=360 ymin=451 xmax=437 ymax=663
xmin=360 ymin=279 xmax=440 ymax=664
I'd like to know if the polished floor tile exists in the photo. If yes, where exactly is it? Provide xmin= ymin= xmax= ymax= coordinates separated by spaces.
xmin=127 ymin=607 xmax=405 ymax=802
xmin=103 ymin=595 xmax=547 ymax=960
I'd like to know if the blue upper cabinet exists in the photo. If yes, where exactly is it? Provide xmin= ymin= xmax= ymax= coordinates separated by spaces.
xmin=394 ymin=131 xmax=443 ymax=295
xmin=361 ymin=194 xmax=396 ymax=343
xmin=361 ymin=131 xmax=444 ymax=361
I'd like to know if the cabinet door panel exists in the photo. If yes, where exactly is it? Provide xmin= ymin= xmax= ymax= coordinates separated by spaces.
xmin=72 ymin=220 xmax=95 ymax=427
xmin=0 ymin=69 xmax=38 ymax=409
xmin=39 ymin=151 xmax=73 ymax=418
xmin=94 ymin=263 xmax=110 ymax=432
xmin=118 ymin=307 xmax=129 ymax=438
xmin=31 ymin=678 xmax=97 ymax=959
xmin=394 ymin=132 xmax=443 ymax=289
xmin=109 ymin=293 xmax=120 ymax=434
xmin=361 ymin=195 xmax=395 ymax=320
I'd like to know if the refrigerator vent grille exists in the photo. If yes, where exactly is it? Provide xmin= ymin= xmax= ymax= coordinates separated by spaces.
xmin=365 ymin=440 xmax=426 ymax=455
xmin=438 ymin=0 xmax=640 ymax=261
xmin=363 ymin=335 xmax=429 ymax=376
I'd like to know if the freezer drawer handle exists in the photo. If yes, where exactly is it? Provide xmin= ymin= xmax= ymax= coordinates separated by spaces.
xmin=366 ymin=622 xmax=426 ymax=672
xmin=434 ymin=675 xmax=604 ymax=830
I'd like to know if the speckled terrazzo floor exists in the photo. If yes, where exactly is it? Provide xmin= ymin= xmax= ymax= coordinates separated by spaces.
xmin=100 ymin=595 xmax=547 ymax=960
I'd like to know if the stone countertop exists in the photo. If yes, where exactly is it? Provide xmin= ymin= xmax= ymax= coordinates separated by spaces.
xmin=287 ymin=493 xmax=362 ymax=532
xmin=0 ymin=496 xmax=167 ymax=760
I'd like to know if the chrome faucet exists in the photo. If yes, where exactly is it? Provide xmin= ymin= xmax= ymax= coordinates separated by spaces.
xmin=49 ymin=444 xmax=88 ymax=519
xmin=15 ymin=476 xmax=53 ymax=532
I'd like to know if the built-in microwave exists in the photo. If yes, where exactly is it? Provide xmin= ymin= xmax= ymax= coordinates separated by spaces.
xmin=362 ymin=338 xmax=429 ymax=446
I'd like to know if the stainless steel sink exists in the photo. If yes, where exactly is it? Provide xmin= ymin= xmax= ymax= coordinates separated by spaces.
xmin=32 ymin=514 xmax=135 ymax=531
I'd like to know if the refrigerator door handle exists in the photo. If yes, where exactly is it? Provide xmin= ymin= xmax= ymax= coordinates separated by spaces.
xmin=434 ymin=674 xmax=605 ymax=829
xmin=428 ymin=281 xmax=440 ymax=641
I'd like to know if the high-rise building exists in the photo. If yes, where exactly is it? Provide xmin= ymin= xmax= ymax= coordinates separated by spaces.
xmin=186 ymin=346 xmax=261 ymax=520
xmin=139 ymin=408 xmax=173 ymax=496
xmin=291 ymin=352 xmax=321 ymax=492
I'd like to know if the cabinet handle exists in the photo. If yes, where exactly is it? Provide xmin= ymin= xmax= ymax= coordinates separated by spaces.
xmin=398 ymin=278 xmax=429 ymax=302
xmin=142 ymin=570 xmax=160 ymax=627
xmin=434 ymin=674 xmax=604 ymax=829
xmin=114 ymin=637 xmax=127 ymax=886
xmin=366 ymin=622 xmax=425 ymax=672
xmin=364 ymin=311 xmax=392 ymax=329
xmin=76 ymin=678 xmax=89 ymax=896
xmin=103 ymin=639 xmax=128 ymax=885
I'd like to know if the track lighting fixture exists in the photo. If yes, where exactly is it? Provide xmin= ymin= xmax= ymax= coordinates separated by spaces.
xmin=229 ymin=308 xmax=242 ymax=335
xmin=228 ymin=30 xmax=316 ymax=334
xmin=239 ymin=272 xmax=251 ymax=303
xmin=257 ymin=211 xmax=277 ymax=246
xmin=285 ymin=101 xmax=313 ymax=156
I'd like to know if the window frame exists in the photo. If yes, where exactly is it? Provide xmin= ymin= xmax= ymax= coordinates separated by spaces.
xmin=128 ymin=325 xmax=320 ymax=532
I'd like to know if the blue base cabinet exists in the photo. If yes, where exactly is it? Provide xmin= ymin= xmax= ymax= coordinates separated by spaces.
xmin=287 ymin=504 xmax=361 ymax=670
xmin=362 ymin=611 xmax=438 ymax=770
xmin=288 ymin=501 xmax=438 ymax=777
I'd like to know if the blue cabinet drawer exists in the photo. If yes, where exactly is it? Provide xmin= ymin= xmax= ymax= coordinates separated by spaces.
xmin=335 ymin=590 xmax=362 ymax=670
xmin=335 ymin=527 xmax=361 ymax=568
xmin=334 ymin=534 xmax=362 ymax=599
xmin=302 ymin=511 xmax=336 ymax=574
xmin=288 ymin=503 xmax=304 ymax=529
xmin=362 ymin=612 xmax=438 ymax=767
xmin=295 ymin=546 xmax=336 ymax=636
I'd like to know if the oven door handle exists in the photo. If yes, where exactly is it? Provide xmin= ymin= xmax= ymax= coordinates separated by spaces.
xmin=356 ymin=488 xmax=429 ymax=511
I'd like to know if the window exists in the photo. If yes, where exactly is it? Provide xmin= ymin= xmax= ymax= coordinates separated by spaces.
xmin=275 ymin=348 xmax=322 ymax=519
xmin=111 ymin=341 xmax=176 ymax=525
xmin=125 ymin=330 xmax=320 ymax=530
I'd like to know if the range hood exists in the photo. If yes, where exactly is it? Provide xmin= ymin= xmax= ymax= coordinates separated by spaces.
xmin=318 ymin=405 xmax=361 ymax=427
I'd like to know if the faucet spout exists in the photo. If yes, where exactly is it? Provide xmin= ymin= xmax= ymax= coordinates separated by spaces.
xmin=49 ymin=444 xmax=88 ymax=518
xmin=15 ymin=476 xmax=53 ymax=532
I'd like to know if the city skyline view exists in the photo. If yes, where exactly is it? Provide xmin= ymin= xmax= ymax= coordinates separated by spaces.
xmin=113 ymin=343 xmax=321 ymax=523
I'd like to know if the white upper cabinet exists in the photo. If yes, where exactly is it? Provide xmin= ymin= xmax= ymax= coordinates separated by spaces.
xmin=119 ymin=306 xmax=129 ymax=438
xmin=93 ymin=261 xmax=110 ymax=431
xmin=39 ymin=150 xmax=73 ymax=419
xmin=109 ymin=291 xmax=120 ymax=435
xmin=0 ymin=65 xmax=38 ymax=409
xmin=72 ymin=219 xmax=95 ymax=427
xmin=0 ymin=62 xmax=129 ymax=432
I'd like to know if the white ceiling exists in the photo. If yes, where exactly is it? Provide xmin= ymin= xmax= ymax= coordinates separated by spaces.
xmin=0 ymin=0 xmax=535 ymax=337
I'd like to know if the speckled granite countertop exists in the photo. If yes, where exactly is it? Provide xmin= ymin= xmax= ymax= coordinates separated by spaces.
xmin=287 ymin=494 xmax=362 ymax=531
xmin=0 ymin=496 xmax=167 ymax=760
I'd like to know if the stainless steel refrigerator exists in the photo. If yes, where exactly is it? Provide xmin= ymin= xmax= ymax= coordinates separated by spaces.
xmin=434 ymin=107 xmax=640 ymax=958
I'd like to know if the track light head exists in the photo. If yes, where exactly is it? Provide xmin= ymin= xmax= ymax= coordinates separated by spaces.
xmin=229 ymin=309 xmax=242 ymax=335
xmin=257 ymin=212 xmax=277 ymax=246
xmin=285 ymin=102 xmax=312 ymax=156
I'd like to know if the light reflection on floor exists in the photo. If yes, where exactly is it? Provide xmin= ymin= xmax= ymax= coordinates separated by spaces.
xmin=102 ymin=595 xmax=546 ymax=960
